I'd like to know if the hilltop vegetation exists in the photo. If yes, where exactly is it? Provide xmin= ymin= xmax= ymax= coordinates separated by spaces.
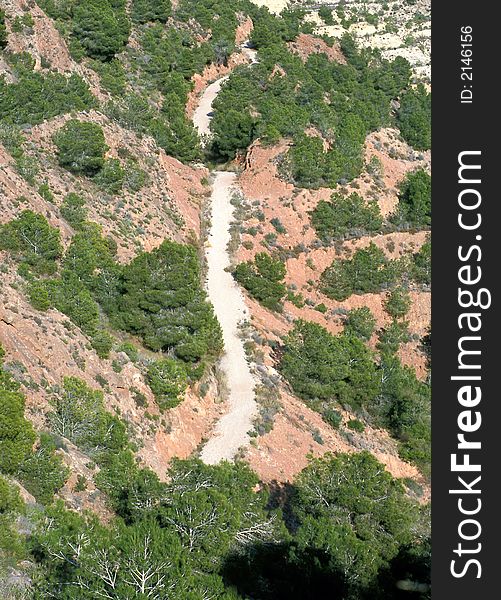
xmin=210 ymin=29 xmax=415 ymax=188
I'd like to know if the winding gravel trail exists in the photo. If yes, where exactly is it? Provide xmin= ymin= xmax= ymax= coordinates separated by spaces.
xmin=192 ymin=45 xmax=258 ymax=464
xmin=192 ymin=75 xmax=230 ymax=140
xmin=200 ymin=171 xmax=257 ymax=464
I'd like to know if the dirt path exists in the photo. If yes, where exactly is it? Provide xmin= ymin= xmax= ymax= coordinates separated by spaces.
xmin=192 ymin=43 xmax=257 ymax=142
xmin=192 ymin=44 xmax=258 ymax=464
xmin=199 ymin=171 xmax=257 ymax=464
xmin=192 ymin=75 xmax=230 ymax=141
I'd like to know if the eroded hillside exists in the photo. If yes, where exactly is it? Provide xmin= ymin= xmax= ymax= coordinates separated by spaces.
xmin=1 ymin=1 xmax=431 ymax=597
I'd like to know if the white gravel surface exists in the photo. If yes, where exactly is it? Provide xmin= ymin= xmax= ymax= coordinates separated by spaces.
xmin=199 ymin=171 xmax=257 ymax=464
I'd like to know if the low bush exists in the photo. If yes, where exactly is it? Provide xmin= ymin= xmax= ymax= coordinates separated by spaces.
xmin=397 ymin=84 xmax=431 ymax=150
xmin=391 ymin=169 xmax=431 ymax=228
xmin=279 ymin=319 xmax=380 ymax=409
xmin=94 ymin=158 xmax=125 ymax=193
xmin=59 ymin=193 xmax=88 ymax=230
xmin=343 ymin=307 xmax=376 ymax=340
xmin=384 ymin=286 xmax=411 ymax=319
xmin=0 ymin=210 xmax=62 ymax=275
xmin=17 ymin=433 xmax=69 ymax=504
xmin=321 ymin=242 xmax=401 ymax=301
xmin=0 ymin=68 xmax=94 ymax=126
xmin=147 ymin=358 xmax=188 ymax=410
xmin=234 ymin=252 xmax=287 ymax=312
xmin=53 ymin=121 xmax=108 ymax=176
xmin=48 ymin=377 xmax=128 ymax=457
xmin=311 ymin=192 xmax=382 ymax=241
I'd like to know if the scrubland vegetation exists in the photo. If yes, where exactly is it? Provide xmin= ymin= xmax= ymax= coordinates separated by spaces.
xmin=0 ymin=1 xmax=430 ymax=596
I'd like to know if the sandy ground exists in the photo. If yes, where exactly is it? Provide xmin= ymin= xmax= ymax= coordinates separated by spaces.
xmin=192 ymin=48 xmax=258 ymax=463
xmin=192 ymin=75 xmax=230 ymax=141
xmin=199 ymin=172 xmax=257 ymax=463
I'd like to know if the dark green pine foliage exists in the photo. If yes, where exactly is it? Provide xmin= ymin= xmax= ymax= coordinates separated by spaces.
xmin=0 ymin=9 xmax=8 ymax=48
xmin=110 ymin=240 xmax=222 ymax=375
xmin=234 ymin=252 xmax=287 ymax=312
xmin=53 ymin=120 xmax=109 ymax=176
xmin=392 ymin=169 xmax=431 ymax=228
xmin=0 ymin=66 xmax=94 ymax=126
xmin=0 ymin=210 xmax=63 ymax=275
xmin=279 ymin=319 xmax=380 ymax=409
xmin=397 ymin=83 xmax=431 ymax=150
xmin=131 ymin=0 xmax=171 ymax=23
xmin=321 ymin=242 xmax=400 ymax=301
xmin=72 ymin=0 xmax=130 ymax=61
xmin=311 ymin=192 xmax=383 ymax=241
xmin=288 ymin=452 xmax=419 ymax=598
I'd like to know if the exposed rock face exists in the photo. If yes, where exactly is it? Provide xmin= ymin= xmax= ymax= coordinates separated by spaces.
xmin=3 ymin=0 xmax=106 ymax=99
xmin=1 ymin=111 xmax=209 ymax=261
xmin=288 ymin=33 xmax=346 ymax=64
xmin=0 ymin=267 xmax=226 ymax=485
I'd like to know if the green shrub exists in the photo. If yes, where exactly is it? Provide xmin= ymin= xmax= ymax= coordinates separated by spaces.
xmin=290 ymin=452 xmax=419 ymax=595
xmin=27 ymin=280 xmax=51 ymax=311
xmin=15 ymin=153 xmax=39 ymax=184
xmin=0 ymin=9 xmax=7 ymax=49
xmin=311 ymin=192 xmax=382 ymax=241
xmin=48 ymin=377 xmax=127 ymax=456
xmin=0 ymin=368 xmax=36 ymax=474
xmin=379 ymin=356 xmax=430 ymax=476
xmin=131 ymin=0 xmax=171 ymax=23
xmin=60 ymin=193 xmax=88 ymax=229
xmin=94 ymin=158 xmax=125 ymax=193
xmin=91 ymin=58 xmax=126 ymax=95
xmin=90 ymin=330 xmax=114 ymax=359
xmin=72 ymin=0 xmax=130 ymax=61
xmin=384 ymin=286 xmax=411 ymax=319
xmin=0 ymin=69 xmax=94 ymax=126
xmin=123 ymin=160 xmax=148 ymax=192
xmin=147 ymin=358 xmax=188 ymax=410
xmin=211 ymin=109 xmax=255 ymax=161
xmin=343 ymin=307 xmax=376 ymax=341
xmin=0 ymin=348 xmax=36 ymax=477
xmin=234 ymin=252 xmax=287 ymax=312
xmin=53 ymin=120 xmax=108 ymax=176
xmin=377 ymin=319 xmax=411 ymax=355
xmin=270 ymin=217 xmax=287 ymax=234
xmin=0 ymin=124 xmax=24 ymax=157
xmin=280 ymin=320 xmax=380 ymax=409
xmin=48 ymin=277 xmax=100 ymax=334
xmin=17 ymin=434 xmax=69 ymax=505
xmin=110 ymin=240 xmax=222 ymax=374
xmin=322 ymin=407 xmax=342 ymax=429
xmin=38 ymin=183 xmax=54 ymax=203
xmin=321 ymin=242 xmax=400 ymax=301
xmin=392 ymin=169 xmax=431 ymax=228
xmin=62 ymin=222 xmax=118 ymax=288
xmin=318 ymin=6 xmax=334 ymax=25
xmin=346 ymin=418 xmax=365 ymax=432
xmin=410 ymin=236 xmax=431 ymax=285
xmin=285 ymin=134 xmax=326 ymax=188
xmin=0 ymin=476 xmax=23 ymax=515
xmin=117 ymin=342 xmax=139 ymax=362
xmin=0 ymin=210 xmax=62 ymax=274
